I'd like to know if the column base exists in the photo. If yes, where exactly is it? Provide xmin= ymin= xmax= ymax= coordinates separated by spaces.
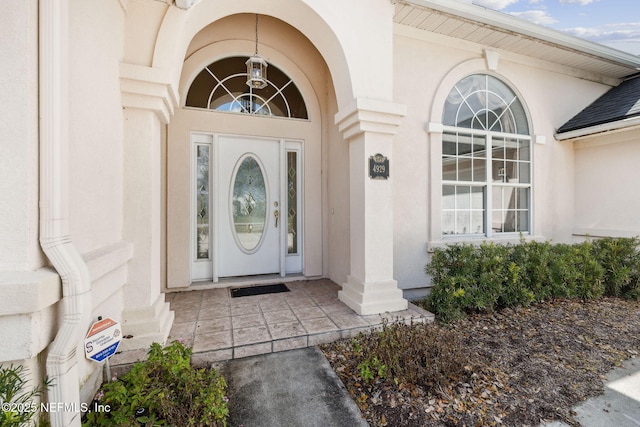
xmin=119 ymin=294 xmax=174 ymax=351
xmin=338 ymin=275 xmax=408 ymax=316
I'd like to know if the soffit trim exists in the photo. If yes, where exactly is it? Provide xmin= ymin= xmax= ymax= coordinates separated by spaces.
xmin=398 ymin=0 xmax=640 ymax=77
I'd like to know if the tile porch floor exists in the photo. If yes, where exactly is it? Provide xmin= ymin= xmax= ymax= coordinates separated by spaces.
xmin=112 ymin=279 xmax=434 ymax=367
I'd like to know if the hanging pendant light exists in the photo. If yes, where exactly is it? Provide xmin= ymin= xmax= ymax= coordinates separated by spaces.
xmin=246 ymin=14 xmax=268 ymax=90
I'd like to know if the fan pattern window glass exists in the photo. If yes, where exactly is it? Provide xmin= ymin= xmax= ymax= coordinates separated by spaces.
xmin=186 ymin=56 xmax=308 ymax=119
xmin=442 ymin=74 xmax=532 ymax=236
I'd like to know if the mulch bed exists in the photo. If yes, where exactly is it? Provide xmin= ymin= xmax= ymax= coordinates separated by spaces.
xmin=321 ymin=298 xmax=640 ymax=427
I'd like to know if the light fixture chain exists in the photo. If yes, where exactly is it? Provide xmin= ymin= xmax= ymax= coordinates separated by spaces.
xmin=255 ymin=14 xmax=259 ymax=55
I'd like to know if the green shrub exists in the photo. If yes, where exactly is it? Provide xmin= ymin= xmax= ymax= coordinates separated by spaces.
xmin=83 ymin=340 xmax=228 ymax=427
xmin=472 ymin=243 xmax=508 ymax=312
xmin=351 ymin=321 xmax=469 ymax=389
xmin=499 ymin=261 xmax=535 ymax=309
xmin=425 ymin=245 xmax=477 ymax=323
xmin=0 ymin=365 xmax=51 ymax=427
xmin=593 ymin=237 xmax=640 ymax=299
xmin=572 ymin=241 xmax=605 ymax=299
xmin=510 ymin=240 xmax=554 ymax=301
xmin=424 ymin=237 xmax=638 ymax=322
xmin=425 ymin=242 xmax=530 ymax=319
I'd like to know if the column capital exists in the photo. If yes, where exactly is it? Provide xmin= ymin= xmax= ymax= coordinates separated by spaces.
xmin=335 ymin=98 xmax=406 ymax=140
xmin=120 ymin=63 xmax=178 ymax=124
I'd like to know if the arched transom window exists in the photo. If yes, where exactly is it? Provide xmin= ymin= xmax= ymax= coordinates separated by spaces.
xmin=186 ymin=56 xmax=308 ymax=119
xmin=442 ymin=74 xmax=531 ymax=237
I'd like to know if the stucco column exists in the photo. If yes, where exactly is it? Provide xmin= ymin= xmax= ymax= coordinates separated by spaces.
xmin=119 ymin=64 xmax=177 ymax=350
xmin=335 ymin=98 xmax=408 ymax=315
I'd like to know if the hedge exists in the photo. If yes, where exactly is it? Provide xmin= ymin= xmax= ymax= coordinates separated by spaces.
xmin=424 ymin=237 xmax=640 ymax=322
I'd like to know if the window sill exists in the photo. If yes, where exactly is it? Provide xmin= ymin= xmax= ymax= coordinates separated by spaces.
xmin=427 ymin=234 xmax=547 ymax=253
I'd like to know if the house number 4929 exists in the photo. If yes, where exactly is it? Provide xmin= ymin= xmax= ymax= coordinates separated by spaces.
xmin=369 ymin=153 xmax=390 ymax=180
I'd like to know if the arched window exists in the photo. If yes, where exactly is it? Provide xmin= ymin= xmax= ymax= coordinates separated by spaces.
xmin=442 ymin=74 xmax=531 ymax=236
xmin=186 ymin=56 xmax=308 ymax=119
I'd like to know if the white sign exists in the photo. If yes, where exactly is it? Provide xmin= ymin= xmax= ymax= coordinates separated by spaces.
xmin=84 ymin=318 xmax=122 ymax=363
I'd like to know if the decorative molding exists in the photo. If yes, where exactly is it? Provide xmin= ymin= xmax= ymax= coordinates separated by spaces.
xmin=339 ymin=276 xmax=408 ymax=316
xmin=334 ymin=98 xmax=407 ymax=140
xmin=0 ymin=269 xmax=61 ymax=361
xmin=174 ymin=0 xmax=200 ymax=10
xmin=0 ymin=269 xmax=61 ymax=316
xmin=427 ymin=122 xmax=443 ymax=134
xmin=83 ymin=241 xmax=133 ymax=283
xmin=484 ymin=49 xmax=499 ymax=71
xmin=120 ymin=63 xmax=179 ymax=124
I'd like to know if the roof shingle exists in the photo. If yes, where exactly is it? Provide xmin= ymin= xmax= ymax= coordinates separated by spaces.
xmin=557 ymin=75 xmax=640 ymax=134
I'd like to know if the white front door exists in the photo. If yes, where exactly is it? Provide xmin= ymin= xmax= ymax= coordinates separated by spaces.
xmin=217 ymin=135 xmax=281 ymax=277
xmin=190 ymin=134 xmax=303 ymax=282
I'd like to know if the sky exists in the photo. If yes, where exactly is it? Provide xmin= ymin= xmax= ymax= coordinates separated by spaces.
xmin=472 ymin=0 xmax=640 ymax=55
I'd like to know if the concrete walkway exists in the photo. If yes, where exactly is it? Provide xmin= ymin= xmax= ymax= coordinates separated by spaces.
xmin=543 ymin=357 xmax=640 ymax=427
xmin=217 ymin=347 xmax=369 ymax=427
xmin=218 ymin=350 xmax=640 ymax=427
xmin=219 ymin=347 xmax=640 ymax=427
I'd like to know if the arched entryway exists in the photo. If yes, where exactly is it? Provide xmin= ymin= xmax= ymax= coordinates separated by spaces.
xmin=120 ymin=0 xmax=407 ymax=320
xmin=166 ymin=14 xmax=328 ymax=287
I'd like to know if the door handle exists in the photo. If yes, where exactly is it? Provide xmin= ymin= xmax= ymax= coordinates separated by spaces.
xmin=274 ymin=209 xmax=279 ymax=228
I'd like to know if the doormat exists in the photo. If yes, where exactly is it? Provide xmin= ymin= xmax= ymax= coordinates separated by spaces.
xmin=231 ymin=283 xmax=290 ymax=298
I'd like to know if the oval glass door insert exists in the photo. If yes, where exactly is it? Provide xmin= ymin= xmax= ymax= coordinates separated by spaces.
xmin=231 ymin=155 xmax=268 ymax=252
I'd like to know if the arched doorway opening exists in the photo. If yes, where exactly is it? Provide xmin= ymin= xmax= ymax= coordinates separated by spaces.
xmin=166 ymin=14 xmax=329 ymax=287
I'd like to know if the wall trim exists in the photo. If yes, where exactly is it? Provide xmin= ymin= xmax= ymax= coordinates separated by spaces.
xmin=83 ymin=241 xmax=133 ymax=282
xmin=573 ymin=228 xmax=640 ymax=239
xmin=334 ymin=98 xmax=407 ymax=140
xmin=120 ymin=63 xmax=179 ymax=124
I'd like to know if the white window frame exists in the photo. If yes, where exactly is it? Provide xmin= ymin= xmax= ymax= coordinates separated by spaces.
xmin=441 ymin=126 xmax=532 ymax=239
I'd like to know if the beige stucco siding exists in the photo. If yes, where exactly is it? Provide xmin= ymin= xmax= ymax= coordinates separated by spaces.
xmin=0 ymin=0 xmax=42 ymax=271
xmin=68 ymin=0 xmax=125 ymax=254
xmin=574 ymin=132 xmax=640 ymax=238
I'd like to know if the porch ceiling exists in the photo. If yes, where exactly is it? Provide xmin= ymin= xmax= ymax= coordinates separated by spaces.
xmin=395 ymin=0 xmax=640 ymax=81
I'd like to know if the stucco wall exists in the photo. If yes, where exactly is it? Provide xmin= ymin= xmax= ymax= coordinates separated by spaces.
xmin=68 ymin=0 xmax=125 ymax=254
xmin=1 ymin=0 xmax=132 ymax=409
xmin=573 ymin=131 xmax=640 ymax=238
xmin=0 ymin=0 xmax=42 ymax=271
xmin=0 ymin=1 xmax=60 ymax=369
xmin=325 ymin=88 xmax=351 ymax=286
xmin=391 ymin=28 xmax=612 ymax=293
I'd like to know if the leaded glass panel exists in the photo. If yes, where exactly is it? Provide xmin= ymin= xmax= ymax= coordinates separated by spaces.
xmin=287 ymin=151 xmax=298 ymax=254
xmin=231 ymin=156 xmax=267 ymax=252
xmin=196 ymin=145 xmax=210 ymax=260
